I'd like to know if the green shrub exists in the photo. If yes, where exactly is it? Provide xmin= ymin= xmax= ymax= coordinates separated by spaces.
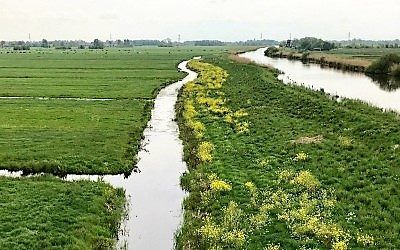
xmin=366 ymin=53 xmax=400 ymax=74
xmin=264 ymin=47 xmax=279 ymax=57
xmin=301 ymin=52 xmax=310 ymax=61
xmin=390 ymin=64 xmax=400 ymax=77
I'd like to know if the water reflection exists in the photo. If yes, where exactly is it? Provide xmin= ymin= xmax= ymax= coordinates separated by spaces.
xmin=369 ymin=74 xmax=400 ymax=92
xmin=240 ymin=48 xmax=400 ymax=112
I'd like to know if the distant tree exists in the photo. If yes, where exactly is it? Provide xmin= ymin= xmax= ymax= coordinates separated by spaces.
xmin=123 ymin=39 xmax=130 ymax=46
xmin=90 ymin=39 xmax=104 ymax=49
xmin=78 ymin=45 xmax=85 ymax=49
xmin=159 ymin=38 xmax=173 ymax=47
xmin=193 ymin=40 xmax=225 ymax=46
xmin=13 ymin=45 xmax=30 ymax=51
xmin=42 ymin=39 xmax=49 ymax=48
xmin=291 ymin=37 xmax=334 ymax=51
xmin=0 ymin=41 xmax=5 ymax=48
xmin=322 ymin=41 xmax=335 ymax=51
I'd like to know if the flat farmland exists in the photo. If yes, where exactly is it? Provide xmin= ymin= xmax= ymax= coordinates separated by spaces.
xmin=0 ymin=98 xmax=147 ymax=174
xmin=0 ymin=46 xmax=238 ymax=175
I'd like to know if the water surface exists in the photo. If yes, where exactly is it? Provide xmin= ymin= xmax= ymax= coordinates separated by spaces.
xmin=240 ymin=48 xmax=400 ymax=112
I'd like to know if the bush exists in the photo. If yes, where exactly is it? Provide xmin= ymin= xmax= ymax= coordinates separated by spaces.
xmin=13 ymin=45 xmax=30 ymax=51
xmin=390 ymin=64 xmax=400 ymax=77
xmin=301 ymin=52 xmax=310 ymax=61
xmin=366 ymin=53 xmax=400 ymax=75
xmin=264 ymin=47 xmax=279 ymax=57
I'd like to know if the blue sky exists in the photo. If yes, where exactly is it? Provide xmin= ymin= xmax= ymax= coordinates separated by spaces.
xmin=0 ymin=0 xmax=399 ymax=41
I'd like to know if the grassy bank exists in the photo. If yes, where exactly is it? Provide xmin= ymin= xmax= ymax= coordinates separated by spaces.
xmin=0 ymin=176 xmax=125 ymax=249
xmin=177 ymin=56 xmax=399 ymax=249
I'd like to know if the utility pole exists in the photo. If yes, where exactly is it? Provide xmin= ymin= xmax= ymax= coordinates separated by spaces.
xmin=260 ymin=33 xmax=263 ymax=40
xmin=178 ymin=34 xmax=181 ymax=44
xmin=29 ymin=33 xmax=31 ymax=42
xmin=348 ymin=32 xmax=351 ymax=41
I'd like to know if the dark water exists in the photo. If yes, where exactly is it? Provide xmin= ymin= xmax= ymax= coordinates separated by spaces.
xmin=0 ymin=60 xmax=198 ymax=250
xmin=240 ymin=48 xmax=400 ymax=112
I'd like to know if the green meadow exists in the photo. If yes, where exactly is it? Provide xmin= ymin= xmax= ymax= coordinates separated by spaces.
xmin=323 ymin=47 xmax=400 ymax=61
xmin=177 ymin=55 xmax=399 ymax=249
xmin=0 ymin=176 xmax=125 ymax=249
xmin=0 ymin=46 xmax=239 ymax=175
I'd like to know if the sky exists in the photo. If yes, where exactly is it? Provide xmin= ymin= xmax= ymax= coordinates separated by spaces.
xmin=0 ymin=0 xmax=399 ymax=42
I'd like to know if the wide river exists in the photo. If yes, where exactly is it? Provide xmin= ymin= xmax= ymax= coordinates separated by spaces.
xmin=240 ymin=48 xmax=400 ymax=113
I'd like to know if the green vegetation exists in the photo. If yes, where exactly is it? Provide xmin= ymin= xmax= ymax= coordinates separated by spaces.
xmin=0 ymin=46 xmax=242 ymax=175
xmin=318 ymin=47 xmax=398 ymax=60
xmin=366 ymin=53 xmax=400 ymax=76
xmin=0 ymin=46 xmax=253 ymax=248
xmin=0 ymin=176 xmax=125 ymax=249
xmin=0 ymin=99 xmax=148 ymax=175
xmin=288 ymin=37 xmax=335 ymax=51
xmin=177 ymin=56 xmax=399 ymax=249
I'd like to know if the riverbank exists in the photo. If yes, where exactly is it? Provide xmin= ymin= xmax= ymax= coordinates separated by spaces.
xmin=176 ymin=55 xmax=399 ymax=249
xmin=266 ymin=48 xmax=371 ymax=72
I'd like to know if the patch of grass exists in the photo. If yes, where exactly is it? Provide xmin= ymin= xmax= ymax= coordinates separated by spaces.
xmin=177 ymin=55 xmax=400 ymax=249
xmin=0 ymin=99 xmax=148 ymax=175
xmin=0 ymin=176 xmax=125 ymax=249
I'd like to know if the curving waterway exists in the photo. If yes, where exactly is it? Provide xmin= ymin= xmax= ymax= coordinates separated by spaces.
xmin=0 ymin=60 xmax=198 ymax=250
xmin=240 ymin=48 xmax=400 ymax=113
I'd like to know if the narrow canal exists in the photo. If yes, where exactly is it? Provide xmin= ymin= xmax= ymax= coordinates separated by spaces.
xmin=69 ymin=60 xmax=197 ymax=249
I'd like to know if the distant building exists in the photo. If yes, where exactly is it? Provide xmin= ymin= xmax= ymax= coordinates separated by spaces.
xmin=285 ymin=39 xmax=292 ymax=48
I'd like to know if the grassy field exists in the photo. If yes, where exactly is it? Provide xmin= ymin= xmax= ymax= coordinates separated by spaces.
xmin=0 ymin=176 xmax=125 ymax=249
xmin=0 ymin=46 xmax=245 ymax=175
xmin=0 ymin=98 xmax=148 ymax=175
xmin=323 ymin=48 xmax=400 ymax=61
xmin=177 ymin=56 xmax=399 ymax=249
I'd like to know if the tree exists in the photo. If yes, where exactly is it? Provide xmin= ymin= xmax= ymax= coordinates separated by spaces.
xmin=42 ymin=39 xmax=49 ymax=48
xmin=90 ymin=39 xmax=104 ymax=49
xmin=0 ymin=41 xmax=5 ymax=48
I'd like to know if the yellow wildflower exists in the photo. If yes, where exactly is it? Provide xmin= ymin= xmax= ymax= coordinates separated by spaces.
xmin=294 ymin=152 xmax=309 ymax=161
xmin=291 ymin=170 xmax=320 ymax=191
xmin=357 ymin=233 xmax=375 ymax=246
xmin=210 ymin=180 xmax=232 ymax=192
xmin=332 ymin=241 xmax=348 ymax=250
xmin=197 ymin=141 xmax=214 ymax=162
